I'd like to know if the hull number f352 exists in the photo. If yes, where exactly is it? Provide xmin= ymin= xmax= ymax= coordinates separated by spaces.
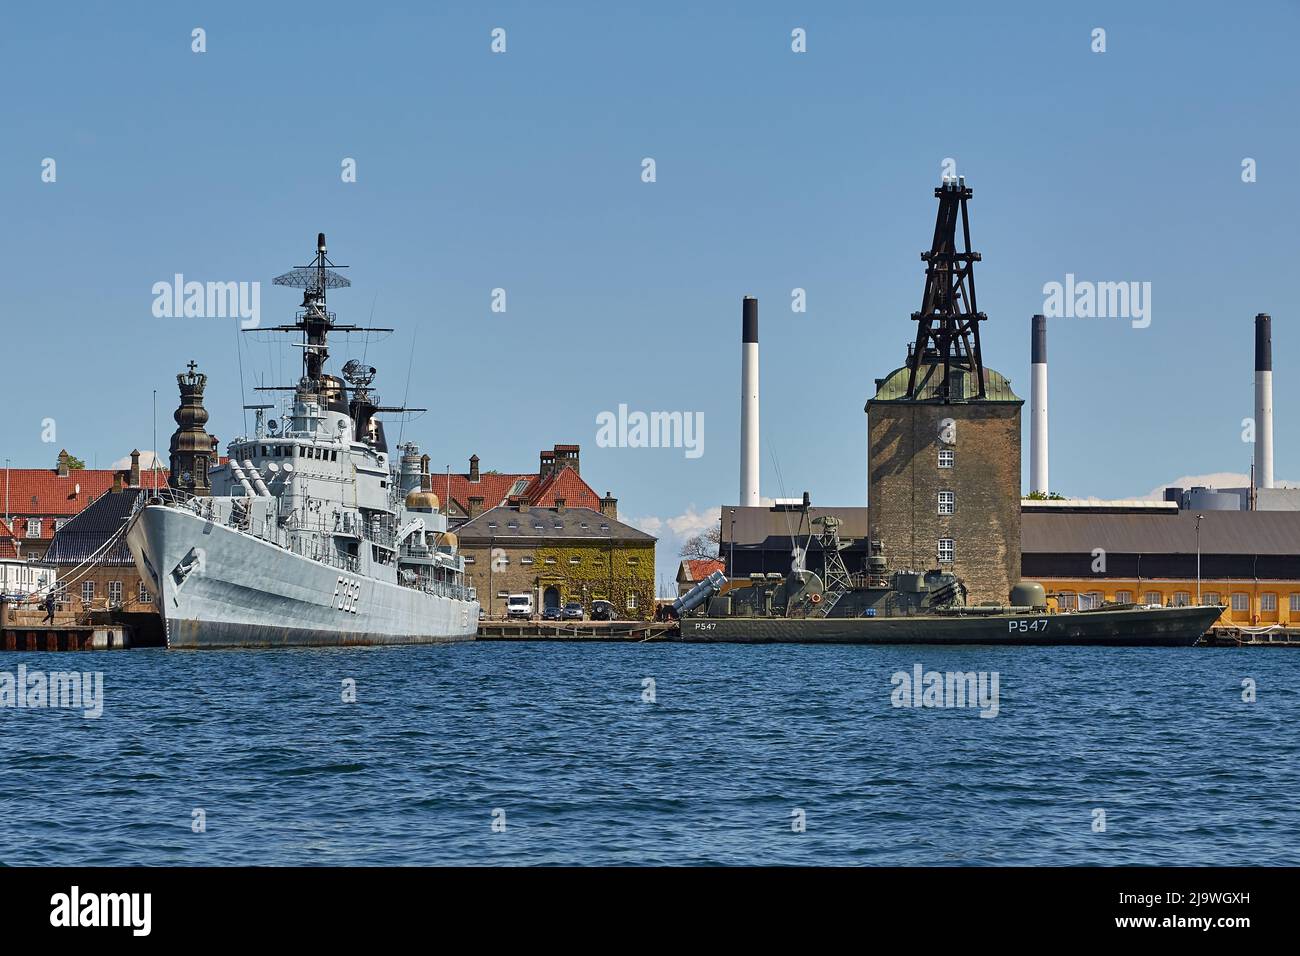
xmin=335 ymin=576 xmax=361 ymax=614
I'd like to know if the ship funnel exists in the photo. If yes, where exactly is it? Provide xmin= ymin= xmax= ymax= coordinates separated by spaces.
xmin=740 ymin=296 xmax=759 ymax=507
xmin=1030 ymin=314 xmax=1049 ymax=495
xmin=1255 ymin=312 xmax=1273 ymax=491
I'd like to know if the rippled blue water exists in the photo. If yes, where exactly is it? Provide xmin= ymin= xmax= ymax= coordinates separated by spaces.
xmin=1 ymin=642 xmax=1296 ymax=866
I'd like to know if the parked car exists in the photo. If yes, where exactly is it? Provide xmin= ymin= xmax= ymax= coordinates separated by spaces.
xmin=542 ymin=605 xmax=563 ymax=621
xmin=562 ymin=602 xmax=585 ymax=620
xmin=506 ymin=594 xmax=534 ymax=620
xmin=590 ymin=599 xmax=615 ymax=621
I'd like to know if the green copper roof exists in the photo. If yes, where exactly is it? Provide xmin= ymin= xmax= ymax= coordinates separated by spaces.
xmin=869 ymin=363 xmax=1022 ymax=404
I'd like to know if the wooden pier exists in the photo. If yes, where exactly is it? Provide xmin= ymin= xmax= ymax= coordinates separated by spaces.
xmin=0 ymin=600 xmax=134 ymax=651
xmin=477 ymin=620 xmax=678 ymax=642
xmin=1202 ymin=626 xmax=1300 ymax=648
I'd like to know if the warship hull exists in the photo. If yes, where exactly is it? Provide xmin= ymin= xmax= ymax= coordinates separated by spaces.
xmin=127 ymin=504 xmax=478 ymax=649
xmin=678 ymin=604 xmax=1222 ymax=647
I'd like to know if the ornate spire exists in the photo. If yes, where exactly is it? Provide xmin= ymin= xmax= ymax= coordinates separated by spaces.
xmin=169 ymin=360 xmax=214 ymax=497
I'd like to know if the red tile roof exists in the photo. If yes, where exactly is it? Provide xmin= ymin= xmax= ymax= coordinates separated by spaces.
xmin=0 ymin=519 xmax=18 ymax=560
xmin=438 ymin=472 xmax=533 ymax=516
xmin=439 ymin=465 xmax=601 ymax=516
xmin=522 ymin=467 xmax=602 ymax=510
xmin=2 ymin=466 xmax=169 ymax=539
xmin=680 ymin=558 xmax=725 ymax=583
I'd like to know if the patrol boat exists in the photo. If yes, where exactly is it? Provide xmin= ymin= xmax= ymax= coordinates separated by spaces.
xmin=673 ymin=494 xmax=1223 ymax=647
xmin=126 ymin=234 xmax=479 ymax=648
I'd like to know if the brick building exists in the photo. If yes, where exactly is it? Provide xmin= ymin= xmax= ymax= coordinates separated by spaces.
xmin=456 ymin=503 xmax=656 ymax=620
xmin=43 ymin=485 xmax=154 ymax=611
xmin=864 ymin=177 xmax=1023 ymax=605
xmin=866 ymin=363 xmax=1022 ymax=603
xmin=1 ymin=449 xmax=165 ymax=560
xmin=436 ymin=444 xmax=616 ymax=524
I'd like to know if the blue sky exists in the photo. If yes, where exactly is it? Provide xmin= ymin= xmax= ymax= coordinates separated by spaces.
xmin=2 ymin=1 xmax=1297 ymax=588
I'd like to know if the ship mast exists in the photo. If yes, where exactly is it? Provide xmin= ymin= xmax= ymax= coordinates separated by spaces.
xmin=259 ymin=232 xmax=359 ymax=388
xmin=904 ymin=177 xmax=988 ymax=401
xmin=248 ymin=233 xmax=426 ymax=445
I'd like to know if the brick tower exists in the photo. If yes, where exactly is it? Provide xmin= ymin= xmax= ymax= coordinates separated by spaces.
xmin=865 ymin=178 xmax=1023 ymax=604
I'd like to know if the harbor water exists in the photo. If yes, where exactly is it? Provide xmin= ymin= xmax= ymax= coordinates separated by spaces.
xmin=2 ymin=642 xmax=1296 ymax=866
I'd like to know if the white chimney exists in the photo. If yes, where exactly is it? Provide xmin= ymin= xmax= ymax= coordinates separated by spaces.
xmin=1255 ymin=312 xmax=1273 ymax=491
xmin=1030 ymin=314 xmax=1049 ymax=495
xmin=740 ymin=296 xmax=760 ymax=506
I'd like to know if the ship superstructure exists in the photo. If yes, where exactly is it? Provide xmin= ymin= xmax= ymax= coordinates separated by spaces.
xmin=127 ymin=234 xmax=478 ymax=647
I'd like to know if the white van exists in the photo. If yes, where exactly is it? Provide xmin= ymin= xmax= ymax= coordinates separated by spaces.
xmin=506 ymin=593 xmax=534 ymax=619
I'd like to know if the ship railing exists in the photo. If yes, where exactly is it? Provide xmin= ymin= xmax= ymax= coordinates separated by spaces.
xmin=399 ymin=576 xmax=471 ymax=601
xmin=331 ymin=550 xmax=361 ymax=573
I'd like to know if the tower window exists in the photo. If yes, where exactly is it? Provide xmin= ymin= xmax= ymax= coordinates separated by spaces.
xmin=937 ymin=538 xmax=954 ymax=563
xmin=938 ymin=449 xmax=954 ymax=469
xmin=937 ymin=491 xmax=955 ymax=515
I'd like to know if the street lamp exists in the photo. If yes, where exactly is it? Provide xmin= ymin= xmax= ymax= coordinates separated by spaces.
xmin=1195 ymin=513 xmax=1204 ymax=605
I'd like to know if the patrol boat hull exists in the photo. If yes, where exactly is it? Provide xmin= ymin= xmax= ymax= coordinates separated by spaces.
xmin=677 ymin=604 xmax=1221 ymax=647
xmin=128 ymin=504 xmax=478 ymax=649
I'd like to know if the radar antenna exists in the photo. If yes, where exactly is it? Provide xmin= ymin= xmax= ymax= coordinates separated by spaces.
xmin=341 ymin=359 xmax=378 ymax=388
xmin=251 ymin=233 xmax=393 ymax=390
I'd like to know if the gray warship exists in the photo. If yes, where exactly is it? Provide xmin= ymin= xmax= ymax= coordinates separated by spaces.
xmin=673 ymin=494 xmax=1223 ymax=647
xmin=126 ymin=234 xmax=479 ymax=648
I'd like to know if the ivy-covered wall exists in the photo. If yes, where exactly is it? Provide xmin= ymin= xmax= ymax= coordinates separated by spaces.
xmin=462 ymin=540 xmax=656 ymax=620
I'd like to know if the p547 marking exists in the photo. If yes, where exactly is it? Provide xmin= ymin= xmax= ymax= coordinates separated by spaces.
xmin=1009 ymin=618 xmax=1050 ymax=633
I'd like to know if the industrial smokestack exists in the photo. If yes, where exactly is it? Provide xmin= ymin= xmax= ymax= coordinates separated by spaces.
xmin=1030 ymin=314 xmax=1049 ymax=495
xmin=740 ymin=296 xmax=760 ymax=506
xmin=1255 ymin=312 xmax=1273 ymax=491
